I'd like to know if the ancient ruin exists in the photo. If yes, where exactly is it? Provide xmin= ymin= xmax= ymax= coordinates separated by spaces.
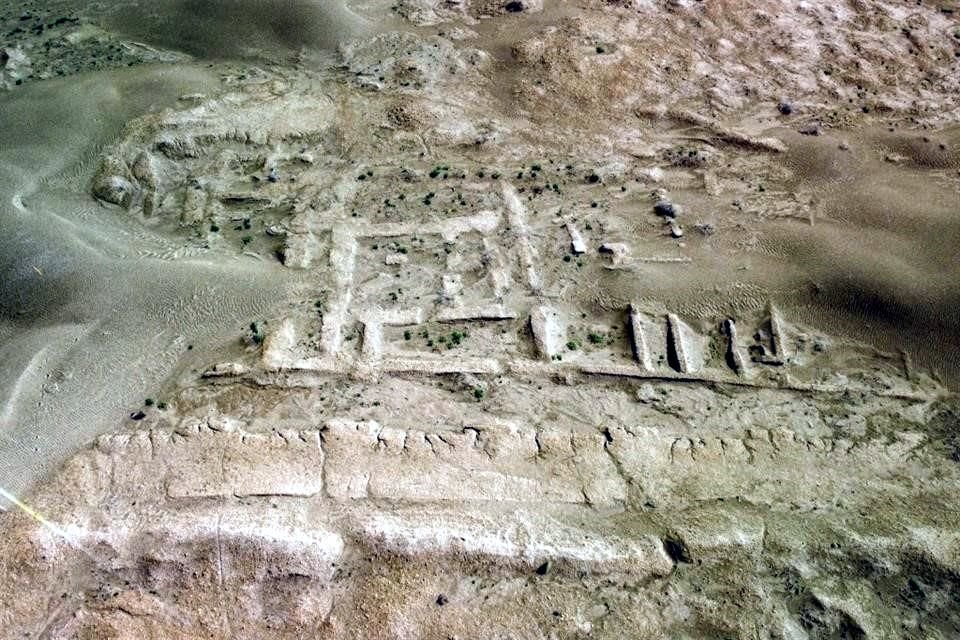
xmin=1 ymin=0 xmax=960 ymax=638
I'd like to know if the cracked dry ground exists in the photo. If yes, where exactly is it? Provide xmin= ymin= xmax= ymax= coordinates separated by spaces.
xmin=2 ymin=0 xmax=960 ymax=638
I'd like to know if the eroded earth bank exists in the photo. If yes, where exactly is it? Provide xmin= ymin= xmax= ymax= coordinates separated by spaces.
xmin=2 ymin=0 xmax=960 ymax=638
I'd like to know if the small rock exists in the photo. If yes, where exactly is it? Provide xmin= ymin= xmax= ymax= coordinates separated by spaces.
xmin=206 ymin=415 xmax=241 ymax=433
xmin=662 ymin=538 xmax=691 ymax=564
xmin=265 ymin=224 xmax=288 ymax=237
xmin=385 ymin=253 xmax=409 ymax=266
xmin=637 ymin=167 xmax=664 ymax=182
xmin=93 ymin=175 xmax=135 ymax=208
xmin=131 ymin=152 xmax=158 ymax=190
xmin=669 ymin=222 xmax=684 ymax=238
xmin=296 ymin=152 xmax=315 ymax=164
xmin=435 ymin=594 xmax=448 ymax=606
xmin=566 ymin=223 xmax=587 ymax=254
xmin=535 ymin=560 xmax=551 ymax=575
xmin=799 ymin=124 xmax=822 ymax=136
xmin=653 ymin=200 xmax=678 ymax=218
xmin=636 ymin=383 xmax=658 ymax=404
xmin=202 ymin=362 xmax=249 ymax=378
xmin=267 ymin=167 xmax=280 ymax=183
xmin=777 ymin=101 xmax=793 ymax=116
xmin=599 ymin=242 xmax=630 ymax=266
xmin=130 ymin=411 xmax=146 ymax=421
xmin=2 ymin=47 xmax=29 ymax=71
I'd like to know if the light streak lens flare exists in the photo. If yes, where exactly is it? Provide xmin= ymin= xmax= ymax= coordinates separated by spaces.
xmin=0 ymin=486 xmax=75 ymax=544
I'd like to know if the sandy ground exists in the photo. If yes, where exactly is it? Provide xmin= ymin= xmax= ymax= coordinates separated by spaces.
xmin=0 ymin=65 xmax=296 ymax=496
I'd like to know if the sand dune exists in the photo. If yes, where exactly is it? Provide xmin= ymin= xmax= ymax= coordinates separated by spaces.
xmin=98 ymin=0 xmax=371 ymax=58
xmin=0 ymin=66 xmax=292 ymax=495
